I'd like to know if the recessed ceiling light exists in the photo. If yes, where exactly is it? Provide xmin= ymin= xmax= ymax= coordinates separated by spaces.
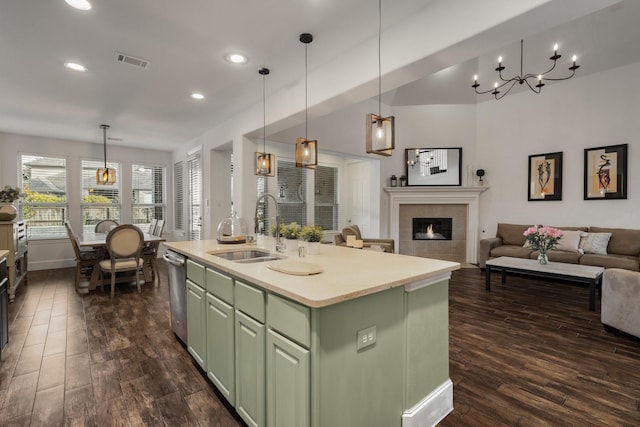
xmin=191 ymin=93 xmax=205 ymax=100
xmin=64 ymin=62 xmax=88 ymax=72
xmin=65 ymin=0 xmax=92 ymax=11
xmin=225 ymin=53 xmax=248 ymax=64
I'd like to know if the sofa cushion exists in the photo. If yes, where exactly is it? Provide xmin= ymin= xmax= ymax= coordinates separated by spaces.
xmin=496 ymin=223 xmax=531 ymax=246
xmin=580 ymin=253 xmax=640 ymax=271
xmin=590 ymin=226 xmax=640 ymax=257
xmin=555 ymin=230 xmax=582 ymax=252
xmin=579 ymin=232 xmax=612 ymax=255
xmin=491 ymin=245 xmax=534 ymax=259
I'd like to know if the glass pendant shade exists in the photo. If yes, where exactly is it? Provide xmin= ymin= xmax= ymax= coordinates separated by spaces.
xmin=366 ymin=113 xmax=395 ymax=156
xmin=295 ymin=137 xmax=317 ymax=169
xmin=96 ymin=167 xmax=116 ymax=185
xmin=255 ymin=152 xmax=275 ymax=176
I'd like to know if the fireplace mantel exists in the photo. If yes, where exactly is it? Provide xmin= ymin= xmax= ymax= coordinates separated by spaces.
xmin=384 ymin=186 xmax=488 ymax=263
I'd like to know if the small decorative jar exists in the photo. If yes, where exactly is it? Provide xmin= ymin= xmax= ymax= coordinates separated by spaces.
xmin=0 ymin=202 xmax=17 ymax=221
xmin=390 ymin=175 xmax=398 ymax=187
xmin=399 ymin=175 xmax=407 ymax=187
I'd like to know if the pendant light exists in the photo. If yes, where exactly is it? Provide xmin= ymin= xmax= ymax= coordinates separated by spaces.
xmin=96 ymin=124 xmax=116 ymax=185
xmin=366 ymin=0 xmax=394 ymax=156
xmin=255 ymin=67 xmax=276 ymax=176
xmin=295 ymin=33 xmax=317 ymax=169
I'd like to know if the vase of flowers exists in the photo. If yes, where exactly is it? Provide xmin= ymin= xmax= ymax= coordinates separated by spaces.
xmin=523 ymin=225 xmax=563 ymax=265
xmin=0 ymin=185 xmax=22 ymax=221
xmin=300 ymin=224 xmax=324 ymax=254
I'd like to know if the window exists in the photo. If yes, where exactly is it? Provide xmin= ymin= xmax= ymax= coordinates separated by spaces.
xmin=314 ymin=165 xmax=339 ymax=230
xmin=187 ymin=154 xmax=201 ymax=240
xmin=277 ymin=160 xmax=307 ymax=226
xmin=19 ymin=154 xmax=68 ymax=239
xmin=81 ymin=160 xmax=120 ymax=233
xmin=174 ymin=161 xmax=184 ymax=230
xmin=132 ymin=164 xmax=166 ymax=232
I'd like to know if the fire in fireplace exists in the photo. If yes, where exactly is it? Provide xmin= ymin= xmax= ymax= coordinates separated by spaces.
xmin=413 ymin=217 xmax=452 ymax=240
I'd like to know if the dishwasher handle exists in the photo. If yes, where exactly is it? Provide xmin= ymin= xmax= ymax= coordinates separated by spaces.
xmin=163 ymin=252 xmax=185 ymax=267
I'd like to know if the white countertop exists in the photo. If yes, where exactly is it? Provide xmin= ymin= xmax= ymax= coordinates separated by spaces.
xmin=164 ymin=237 xmax=460 ymax=308
xmin=0 ymin=249 xmax=8 ymax=260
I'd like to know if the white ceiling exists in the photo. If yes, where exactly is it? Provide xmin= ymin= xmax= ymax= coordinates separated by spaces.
xmin=1 ymin=0 xmax=638 ymax=151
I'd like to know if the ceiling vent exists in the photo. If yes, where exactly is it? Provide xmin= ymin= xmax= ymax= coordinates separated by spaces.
xmin=114 ymin=51 xmax=150 ymax=69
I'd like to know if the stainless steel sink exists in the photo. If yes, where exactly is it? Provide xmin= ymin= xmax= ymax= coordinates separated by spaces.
xmin=208 ymin=249 xmax=284 ymax=263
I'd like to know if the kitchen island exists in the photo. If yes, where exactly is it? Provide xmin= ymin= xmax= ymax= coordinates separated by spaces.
xmin=164 ymin=238 xmax=459 ymax=427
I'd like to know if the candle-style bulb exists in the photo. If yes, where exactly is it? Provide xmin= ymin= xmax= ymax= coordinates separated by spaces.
xmin=498 ymin=56 xmax=502 ymax=64
xmin=572 ymin=55 xmax=577 ymax=63
xmin=553 ymin=43 xmax=558 ymax=52
xmin=473 ymin=74 xmax=478 ymax=82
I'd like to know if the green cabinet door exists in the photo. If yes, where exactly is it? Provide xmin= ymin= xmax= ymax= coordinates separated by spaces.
xmin=206 ymin=293 xmax=235 ymax=405
xmin=266 ymin=329 xmax=310 ymax=427
xmin=235 ymin=310 xmax=265 ymax=427
xmin=187 ymin=279 xmax=206 ymax=368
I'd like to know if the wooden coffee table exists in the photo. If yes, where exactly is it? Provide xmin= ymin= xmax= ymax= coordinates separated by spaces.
xmin=485 ymin=256 xmax=605 ymax=311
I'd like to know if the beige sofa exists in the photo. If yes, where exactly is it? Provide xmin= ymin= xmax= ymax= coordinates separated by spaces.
xmin=334 ymin=225 xmax=395 ymax=253
xmin=478 ymin=223 xmax=640 ymax=271
xmin=601 ymin=268 xmax=640 ymax=338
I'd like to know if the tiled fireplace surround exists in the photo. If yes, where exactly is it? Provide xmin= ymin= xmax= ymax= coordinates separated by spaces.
xmin=385 ymin=187 xmax=487 ymax=264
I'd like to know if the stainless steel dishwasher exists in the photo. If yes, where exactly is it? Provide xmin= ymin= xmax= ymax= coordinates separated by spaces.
xmin=163 ymin=250 xmax=187 ymax=344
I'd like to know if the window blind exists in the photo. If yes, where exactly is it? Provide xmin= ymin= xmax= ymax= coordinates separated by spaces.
xmin=314 ymin=165 xmax=339 ymax=230
xmin=81 ymin=160 xmax=121 ymax=233
xmin=132 ymin=164 xmax=166 ymax=231
xmin=188 ymin=155 xmax=202 ymax=240
xmin=174 ymin=161 xmax=184 ymax=230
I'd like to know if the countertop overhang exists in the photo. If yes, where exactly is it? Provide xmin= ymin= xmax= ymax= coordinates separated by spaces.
xmin=164 ymin=238 xmax=460 ymax=308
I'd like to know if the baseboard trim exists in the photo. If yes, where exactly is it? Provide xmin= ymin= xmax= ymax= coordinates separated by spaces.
xmin=402 ymin=379 xmax=453 ymax=427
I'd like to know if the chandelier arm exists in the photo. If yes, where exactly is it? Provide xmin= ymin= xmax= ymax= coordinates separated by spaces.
xmin=473 ymin=76 xmax=520 ymax=95
xmin=536 ymin=69 xmax=577 ymax=82
xmin=522 ymin=78 xmax=542 ymax=94
xmin=522 ymin=61 xmax=558 ymax=81
xmin=494 ymin=80 xmax=519 ymax=100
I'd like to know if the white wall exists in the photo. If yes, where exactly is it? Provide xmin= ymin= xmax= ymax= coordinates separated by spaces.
xmin=476 ymin=60 xmax=640 ymax=239
xmin=0 ymin=132 xmax=172 ymax=270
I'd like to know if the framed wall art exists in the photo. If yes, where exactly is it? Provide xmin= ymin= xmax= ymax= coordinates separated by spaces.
xmin=584 ymin=144 xmax=627 ymax=200
xmin=528 ymin=151 xmax=563 ymax=201
xmin=405 ymin=147 xmax=462 ymax=186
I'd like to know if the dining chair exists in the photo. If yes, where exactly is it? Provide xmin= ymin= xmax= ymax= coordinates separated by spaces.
xmin=149 ymin=218 xmax=158 ymax=234
xmin=143 ymin=219 xmax=165 ymax=285
xmin=99 ymin=224 xmax=145 ymax=298
xmin=64 ymin=221 xmax=98 ymax=292
xmin=95 ymin=219 xmax=119 ymax=233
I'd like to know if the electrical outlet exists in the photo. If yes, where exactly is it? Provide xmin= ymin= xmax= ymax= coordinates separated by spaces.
xmin=356 ymin=326 xmax=377 ymax=351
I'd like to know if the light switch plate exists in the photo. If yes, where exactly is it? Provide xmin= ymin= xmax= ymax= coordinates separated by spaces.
xmin=356 ymin=326 xmax=377 ymax=351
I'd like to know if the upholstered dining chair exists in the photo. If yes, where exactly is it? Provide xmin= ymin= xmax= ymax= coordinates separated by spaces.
xmin=148 ymin=218 xmax=158 ymax=234
xmin=65 ymin=221 xmax=98 ymax=292
xmin=143 ymin=219 xmax=165 ymax=285
xmin=99 ymin=224 xmax=145 ymax=298
xmin=95 ymin=219 xmax=119 ymax=233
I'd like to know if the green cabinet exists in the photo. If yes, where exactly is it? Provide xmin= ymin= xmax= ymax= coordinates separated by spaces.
xmin=186 ymin=279 xmax=206 ymax=368
xmin=266 ymin=329 xmax=310 ymax=427
xmin=206 ymin=293 xmax=235 ymax=405
xmin=235 ymin=309 xmax=265 ymax=427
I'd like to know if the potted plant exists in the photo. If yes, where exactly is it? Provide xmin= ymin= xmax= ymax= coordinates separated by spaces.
xmin=0 ymin=185 xmax=23 ymax=221
xmin=280 ymin=222 xmax=301 ymax=252
xmin=300 ymin=224 xmax=324 ymax=254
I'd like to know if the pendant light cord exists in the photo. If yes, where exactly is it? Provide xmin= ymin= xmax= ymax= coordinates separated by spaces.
xmin=101 ymin=124 xmax=109 ymax=168
xmin=262 ymin=72 xmax=266 ymax=152
xmin=378 ymin=0 xmax=382 ymax=116
xmin=305 ymin=42 xmax=308 ymax=139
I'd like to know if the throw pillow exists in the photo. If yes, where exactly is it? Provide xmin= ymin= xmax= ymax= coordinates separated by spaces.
xmin=579 ymin=232 xmax=612 ymax=255
xmin=555 ymin=230 xmax=582 ymax=252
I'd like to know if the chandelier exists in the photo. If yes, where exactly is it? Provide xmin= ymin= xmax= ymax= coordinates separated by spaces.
xmin=472 ymin=39 xmax=579 ymax=100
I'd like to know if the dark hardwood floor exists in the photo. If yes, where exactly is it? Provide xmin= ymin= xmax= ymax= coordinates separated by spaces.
xmin=1 ymin=262 xmax=639 ymax=426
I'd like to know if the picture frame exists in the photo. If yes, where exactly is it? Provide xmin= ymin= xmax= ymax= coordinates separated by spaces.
xmin=405 ymin=147 xmax=462 ymax=186
xmin=584 ymin=144 xmax=627 ymax=200
xmin=528 ymin=152 xmax=563 ymax=201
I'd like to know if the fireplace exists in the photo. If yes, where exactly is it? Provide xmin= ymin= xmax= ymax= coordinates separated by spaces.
xmin=413 ymin=218 xmax=452 ymax=240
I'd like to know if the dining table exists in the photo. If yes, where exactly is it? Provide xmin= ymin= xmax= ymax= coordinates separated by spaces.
xmin=78 ymin=230 xmax=166 ymax=291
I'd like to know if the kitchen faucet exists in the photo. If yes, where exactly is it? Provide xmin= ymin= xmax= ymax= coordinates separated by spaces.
xmin=255 ymin=193 xmax=285 ymax=253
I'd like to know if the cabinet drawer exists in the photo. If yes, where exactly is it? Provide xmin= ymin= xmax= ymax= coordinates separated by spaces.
xmin=206 ymin=268 xmax=234 ymax=304
xmin=186 ymin=259 xmax=205 ymax=286
xmin=235 ymin=280 xmax=265 ymax=323
xmin=267 ymin=294 xmax=311 ymax=348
